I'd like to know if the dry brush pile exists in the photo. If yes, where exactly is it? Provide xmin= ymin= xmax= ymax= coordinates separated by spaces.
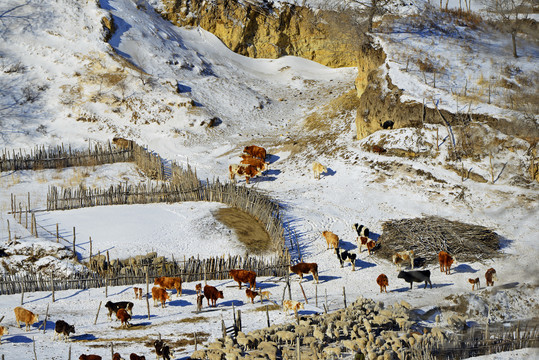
xmin=376 ymin=216 xmax=500 ymax=265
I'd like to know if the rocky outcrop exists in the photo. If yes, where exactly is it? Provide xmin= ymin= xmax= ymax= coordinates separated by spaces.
xmin=160 ymin=0 xmax=362 ymax=68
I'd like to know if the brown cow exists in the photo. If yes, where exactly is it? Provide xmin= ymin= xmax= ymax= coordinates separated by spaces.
xmin=322 ymin=231 xmax=339 ymax=251
xmin=485 ymin=268 xmax=498 ymax=286
xmin=116 ymin=309 xmax=131 ymax=328
xmin=0 ymin=325 xmax=9 ymax=344
xmin=357 ymin=236 xmax=369 ymax=253
xmin=366 ymin=239 xmax=376 ymax=255
xmin=130 ymin=354 xmax=146 ymax=360
xmin=195 ymin=283 xmax=202 ymax=295
xmin=240 ymin=156 xmax=268 ymax=171
xmin=377 ymin=274 xmax=389 ymax=293
xmin=246 ymin=288 xmax=259 ymax=304
xmin=112 ymin=354 xmax=124 ymax=360
xmin=438 ymin=251 xmax=456 ymax=274
xmin=151 ymin=287 xmax=170 ymax=308
xmin=154 ymin=276 xmax=182 ymax=297
xmin=289 ymin=262 xmax=319 ymax=284
xmin=79 ymin=355 xmax=102 ymax=360
xmin=204 ymin=285 xmax=224 ymax=307
xmin=243 ymin=145 xmax=266 ymax=160
xmin=229 ymin=164 xmax=261 ymax=184
xmin=229 ymin=269 xmax=257 ymax=290
xmin=469 ymin=278 xmax=480 ymax=291
xmin=14 ymin=306 xmax=39 ymax=332
xmin=112 ymin=137 xmax=133 ymax=149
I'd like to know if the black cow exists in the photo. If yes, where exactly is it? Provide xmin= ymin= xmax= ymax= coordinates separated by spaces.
xmin=154 ymin=339 xmax=172 ymax=360
xmin=104 ymin=301 xmax=134 ymax=321
xmin=398 ymin=270 xmax=432 ymax=289
xmin=381 ymin=120 xmax=394 ymax=129
xmin=53 ymin=320 xmax=75 ymax=341
xmin=352 ymin=223 xmax=369 ymax=238
xmin=336 ymin=248 xmax=357 ymax=271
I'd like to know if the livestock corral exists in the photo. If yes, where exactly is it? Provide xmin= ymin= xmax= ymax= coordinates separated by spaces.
xmin=0 ymin=139 xmax=538 ymax=359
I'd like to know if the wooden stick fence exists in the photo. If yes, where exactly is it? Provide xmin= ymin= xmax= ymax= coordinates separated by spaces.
xmin=0 ymin=142 xmax=133 ymax=172
xmin=0 ymin=254 xmax=289 ymax=295
xmin=46 ymin=180 xmax=286 ymax=252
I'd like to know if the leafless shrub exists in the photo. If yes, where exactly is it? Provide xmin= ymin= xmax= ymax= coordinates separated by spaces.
xmin=3 ymin=62 xmax=26 ymax=74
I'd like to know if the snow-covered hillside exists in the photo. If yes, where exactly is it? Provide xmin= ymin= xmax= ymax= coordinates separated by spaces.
xmin=0 ymin=0 xmax=537 ymax=359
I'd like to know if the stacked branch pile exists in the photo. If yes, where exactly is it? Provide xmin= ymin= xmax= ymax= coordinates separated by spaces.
xmin=377 ymin=216 xmax=500 ymax=264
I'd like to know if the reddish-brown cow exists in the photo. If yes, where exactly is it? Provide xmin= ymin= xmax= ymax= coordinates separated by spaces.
xmin=377 ymin=274 xmax=389 ymax=293
xmin=245 ymin=288 xmax=259 ymax=304
xmin=240 ymin=156 xmax=268 ymax=171
xmin=154 ymin=276 xmax=182 ymax=297
xmin=289 ymin=262 xmax=319 ymax=284
xmin=243 ymin=145 xmax=266 ymax=160
xmin=229 ymin=164 xmax=261 ymax=184
xmin=469 ymin=278 xmax=480 ymax=291
xmin=204 ymin=285 xmax=224 ymax=307
xmin=79 ymin=355 xmax=102 ymax=360
xmin=151 ymin=286 xmax=170 ymax=308
xmin=438 ymin=251 xmax=456 ymax=274
xmin=485 ymin=268 xmax=498 ymax=286
xmin=229 ymin=269 xmax=257 ymax=290
xmin=116 ymin=309 xmax=131 ymax=328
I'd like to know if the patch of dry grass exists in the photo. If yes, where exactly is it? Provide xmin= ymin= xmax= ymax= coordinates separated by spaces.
xmin=213 ymin=207 xmax=273 ymax=255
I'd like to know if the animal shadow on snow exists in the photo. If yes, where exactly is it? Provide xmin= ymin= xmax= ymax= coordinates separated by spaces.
xmin=7 ymin=335 xmax=34 ymax=344
xmin=132 ymin=314 xmax=157 ymax=320
xmin=221 ymin=300 xmax=244 ymax=307
xmin=267 ymin=154 xmax=279 ymax=164
xmin=355 ymin=258 xmax=376 ymax=270
xmin=71 ymin=334 xmax=98 ymax=341
xmin=317 ymin=275 xmax=341 ymax=283
xmin=453 ymin=264 xmax=479 ymax=273
xmin=40 ymin=320 xmax=56 ymax=331
xmin=322 ymin=168 xmax=336 ymax=178
xmin=168 ymin=299 xmax=191 ymax=307
xmin=392 ymin=283 xmax=452 ymax=292
xmin=256 ymin=282 xmax=279 ymax=290
xmin=263 ymin=169 xmax=281 ymax=177
xmin=180 ymin=289 xmax=197 ymax=296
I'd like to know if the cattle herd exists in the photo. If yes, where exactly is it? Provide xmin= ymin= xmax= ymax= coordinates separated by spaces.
xmin=229 ymin=145 xmax=269 ymax=184
xmin=2 ymin=217 xmax=500 ymax=359
xmin=318 ymin=223 xmax=499 ymax=296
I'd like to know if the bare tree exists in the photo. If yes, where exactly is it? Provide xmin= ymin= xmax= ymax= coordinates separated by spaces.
xmin=482 ymin=0 xmax=534 ymax=58
xmin=350 ymin=0 xmax=395 ymax=33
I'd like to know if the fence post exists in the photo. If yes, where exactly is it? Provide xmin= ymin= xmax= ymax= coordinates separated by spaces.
xmin=296 ymin=336 xmax=300 ymax=360
xmin=266 ymin=305 xmax=270 ymax=327
xmin=7 ymin=220 xmax=10 ymax=242
xmin=20 ymin=285 xmax=24 ymax=305
xmin=194 ymin=332 xmax=198 ymax=351
xmin=89 ymin=237 xmax=92 ymax=265
xmin=56 ymin=224 xmax=59 ymax=243
xmin=94 ymin=301 xmax=102 ymax=325
xmin=221 ymin=320 xmax=226 ymax=340
xmin=299 ymin=282 xmax=308 ymax=304
xmin=343 ymin=286 xmax=347 ymax=308
xmin=315 ymin=284 xmax=318 ymax=308
xmin=42 ymin=304 xmax=49 ymax=334
xmin=146 ymin=294 xmax=151 ymax=320
xmin=51 ymin=272 xmax=55 ymax=303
